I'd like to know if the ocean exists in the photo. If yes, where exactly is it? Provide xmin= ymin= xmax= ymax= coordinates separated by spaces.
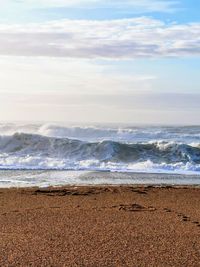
xmin=0 ymin=123 xmax=200 ymax=187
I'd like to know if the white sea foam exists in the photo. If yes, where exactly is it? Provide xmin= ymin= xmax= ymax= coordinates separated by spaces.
xmin=1 ymin=170 xmax=200 ymax=188
xmin=0 ymin=123 xmax=199 ymax=176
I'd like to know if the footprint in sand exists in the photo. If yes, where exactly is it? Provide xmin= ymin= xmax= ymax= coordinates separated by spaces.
xmin=163 ymin=208 xmax=172 ymax=213
xmin=164 ymin=209 xmax=200 ymax=228
xmin=192 ymin=221 xmax=200 ymax=227
xmin=131 ymin=189 xmax=147 ymax=195
xmin=119 ymin=203 xmax=156 ymax=212
xmin=182 ymin=215 xmax=190 ymax=221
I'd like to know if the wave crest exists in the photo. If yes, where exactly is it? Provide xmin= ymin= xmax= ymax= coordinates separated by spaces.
xmin=0 ymin=133 xmax=199 ymax=172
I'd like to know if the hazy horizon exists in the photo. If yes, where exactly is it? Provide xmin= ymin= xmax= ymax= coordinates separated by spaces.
xmin=0 ymin=121 xmax=200 ymax=127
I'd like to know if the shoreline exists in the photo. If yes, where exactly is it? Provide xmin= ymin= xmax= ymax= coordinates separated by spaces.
xmin=1 ymin=185 xmax=200 ymax=266
xmin=1 ymin=170 xmax=200 ymax=188
xmin=0 ymin=184 xmax=200 ymax=193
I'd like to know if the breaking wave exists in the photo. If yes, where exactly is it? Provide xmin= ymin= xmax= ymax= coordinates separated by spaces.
xmin=0 ymin=132 xmax=199 ymax=174
xmin=1 ymin=123 xmax=200 ymax=143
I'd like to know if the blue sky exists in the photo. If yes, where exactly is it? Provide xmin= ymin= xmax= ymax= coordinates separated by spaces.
xmin=0 ymin=0 xmax=199 ymax=23
xmin=0 ymin=0 xmax=199 ymax=124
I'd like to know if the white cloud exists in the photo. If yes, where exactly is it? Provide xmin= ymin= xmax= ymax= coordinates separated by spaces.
xmin=0 ymin=17 xmax=199 ymax=59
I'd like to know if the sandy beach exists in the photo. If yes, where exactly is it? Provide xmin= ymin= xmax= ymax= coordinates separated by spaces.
xmin=1 ymin=185 xmax=200 ymax=266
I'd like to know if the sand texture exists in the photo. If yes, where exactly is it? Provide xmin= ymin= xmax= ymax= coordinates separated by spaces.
xmin=1 ymin=186 xmax=200 ymax=266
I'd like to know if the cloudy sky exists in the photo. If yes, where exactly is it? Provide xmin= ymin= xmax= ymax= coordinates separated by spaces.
xmin=0 ymin=0 xmax=199 ymax=124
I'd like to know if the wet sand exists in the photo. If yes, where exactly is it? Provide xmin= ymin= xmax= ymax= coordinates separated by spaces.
xmin=1 ymin=185 xmax=200 ymax=266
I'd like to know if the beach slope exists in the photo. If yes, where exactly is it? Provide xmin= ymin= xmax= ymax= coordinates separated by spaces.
xmin=1 ymin=186 xmax=200 ymax=266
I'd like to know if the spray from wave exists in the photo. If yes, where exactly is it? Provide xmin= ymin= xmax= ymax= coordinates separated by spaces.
xmin=0 ymin=125 xmax=199 ymax=174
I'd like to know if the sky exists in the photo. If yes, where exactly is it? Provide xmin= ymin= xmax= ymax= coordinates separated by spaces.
xmin=0 ymin=0 xmax=199 ymax=124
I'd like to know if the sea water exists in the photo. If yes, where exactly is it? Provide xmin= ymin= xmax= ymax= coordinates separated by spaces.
xmin=0 ymin=122 xmax=199 ymax=187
